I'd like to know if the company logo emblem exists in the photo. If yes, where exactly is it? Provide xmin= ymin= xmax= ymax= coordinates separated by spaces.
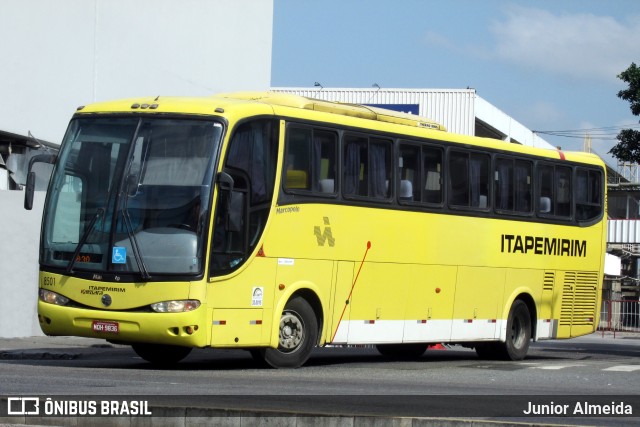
xmin=101 ymin=294 xmax=112 ymax=307
xmin=314 ymin=217 xmax=335 ymax=247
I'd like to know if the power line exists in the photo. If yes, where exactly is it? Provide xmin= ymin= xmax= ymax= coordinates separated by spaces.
xmin=533 ymin=123 xmax=640 ymax=140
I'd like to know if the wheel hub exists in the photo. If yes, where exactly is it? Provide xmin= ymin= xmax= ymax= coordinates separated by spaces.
xmin=279 ymin=311 xmax=304 ymax=352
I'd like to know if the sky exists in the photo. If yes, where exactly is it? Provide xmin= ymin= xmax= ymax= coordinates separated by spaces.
xmin=271 ymin=0 xmax=640 ymax=167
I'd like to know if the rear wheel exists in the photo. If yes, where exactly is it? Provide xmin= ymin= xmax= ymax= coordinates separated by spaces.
xmin=259 ymin=297 xmax=318 ymax=368
xmin=131 ymin=343 xmax=192 ymax=366
xmin=477 ymin=300 xmax=531 ymax=361
xmin=502 ymin=300 xmax=531 ymax=360
xmin=376 ymin=343 xmax=428 ymax=359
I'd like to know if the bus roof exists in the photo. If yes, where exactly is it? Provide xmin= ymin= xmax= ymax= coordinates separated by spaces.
xmin=76 ymin=92 xmax=445 ymax=131
xmin=216 ymin=92 xmax=447 ymax=131
xmin=75 ymin=92 xmax=604 ymax=168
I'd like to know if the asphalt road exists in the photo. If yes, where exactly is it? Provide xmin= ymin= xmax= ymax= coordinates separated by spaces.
xmin=0 ymin=333 xmax=638 ymax=424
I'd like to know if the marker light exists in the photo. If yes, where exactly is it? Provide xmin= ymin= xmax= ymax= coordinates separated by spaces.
xmin=150 ymin=300 xmax=200 ymax=313
xmin=39 ymin=289 xmax=70 ymax=306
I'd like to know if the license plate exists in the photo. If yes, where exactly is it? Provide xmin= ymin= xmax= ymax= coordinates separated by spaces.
xmin=92 ymin=320 xmax=119 ymax=333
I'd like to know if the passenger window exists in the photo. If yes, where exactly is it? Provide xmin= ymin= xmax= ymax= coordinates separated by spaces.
xmin=423 ymin=146 xmax=443 ymax=204
xmin=284 ymin=127 xmax=337 ymax=194
xmin=495 ymin=158 xmax=532 ymax=214
xmin=398 ymin=142 xmax=443 ymax=204
xmin=537 ymin=163 xmax=572 ymax=218
xmin=555 ymin=166 xmax=572 ymax=217
xmin=343 ymin=135 xmax=392 ymax=200
xmin=398 ymin=144 xmax=420 ymax=202
xmin=448 ymin=150 xmax=490 ymax=209
xmin=576 ymin=168 xmax=602 ymax=221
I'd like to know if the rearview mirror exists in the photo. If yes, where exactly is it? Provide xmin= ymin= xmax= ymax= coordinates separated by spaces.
xmin=24 ymin=154 xmax=57 ymax=210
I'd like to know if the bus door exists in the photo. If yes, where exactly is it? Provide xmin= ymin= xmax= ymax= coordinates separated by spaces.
xmin=209 ymin=119 xmax=279 ymax=346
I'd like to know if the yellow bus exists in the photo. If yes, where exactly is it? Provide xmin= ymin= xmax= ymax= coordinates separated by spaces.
xmin=25 ymin=92 xmax=607 ymax=368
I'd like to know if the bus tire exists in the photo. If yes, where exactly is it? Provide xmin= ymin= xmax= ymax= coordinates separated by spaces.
xmin=260 ymin=296 xmax=318 ymax=368
xmin=499 ymin=300 xmax=531 ymax=361
xmin=131 ymin=343 xmax=192 ymax=366
xmin=376 ymin=343 xmax=428 ymax=359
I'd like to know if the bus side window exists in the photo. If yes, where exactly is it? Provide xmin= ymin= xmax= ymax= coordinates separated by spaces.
xmin=423 ymin=146 xmax=443 ymax=204
xmin=538 ymin=164 xmax=554 ymax=215
xmin=344 ymin=135 xmax=368 ymax=197
xmin=398 ymin=144 xmax=420 ymax=202
xmin=537 ymin=163 xmax=572 ymax=219
xmin=448 ymin=150 xmax=490 ymax=209
xmin=576 ymin=168 xmax=602 ymax=221
xmin=514 ymin=160 xmax=532 ymax=213
xmin=343 ymin=135 xmax=392 ymax=200
xmin=495 ymin=158 xmax=532 ymax=214
xmin=284 ymin=127 xmax=337 ymax=194
xmin=555 ymin=166 xmax=572 ymax=217
xmin=398 ymin=142 xmax=443 ymax=205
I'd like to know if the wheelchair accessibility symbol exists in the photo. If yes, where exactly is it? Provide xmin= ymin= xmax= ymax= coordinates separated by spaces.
xmin=112 ymin=247 xmax=127 ymax=264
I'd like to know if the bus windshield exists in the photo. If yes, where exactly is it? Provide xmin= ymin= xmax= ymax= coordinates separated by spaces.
xmin=42 ymin=116 xmax=223 ymax=278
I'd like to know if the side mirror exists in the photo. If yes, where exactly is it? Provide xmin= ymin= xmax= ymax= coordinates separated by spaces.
xmin=24 ymin=154 xmax=57 ymax=210
xmin=216 ymin=171 xmax=244 ymax=232
xmin=217 ymin=171 xmax=234 ymax=192
xmin=24 ymin=171 xmax=36 ymax=210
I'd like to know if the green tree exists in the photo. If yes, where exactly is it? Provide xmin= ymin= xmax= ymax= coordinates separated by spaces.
xmin=609 ymin=62 xmax=640 ymax=162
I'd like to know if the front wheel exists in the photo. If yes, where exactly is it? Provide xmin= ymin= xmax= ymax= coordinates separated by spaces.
xmin=259 ymin=297 xmax=318 ymax=368
xmin=131 ymin=343 xmax=192 ymax=366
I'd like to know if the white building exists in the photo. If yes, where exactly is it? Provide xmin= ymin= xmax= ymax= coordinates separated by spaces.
xmin=0 ymin=0 xmax=274 ymax=338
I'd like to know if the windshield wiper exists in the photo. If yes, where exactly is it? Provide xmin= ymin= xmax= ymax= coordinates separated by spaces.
xmin=121 ymin=207 xmax=150 ymax=280
xmin=120 ymin=174 xmax=150 ymax=280
xmin=67 ymin=208 xmax=104 ymax=274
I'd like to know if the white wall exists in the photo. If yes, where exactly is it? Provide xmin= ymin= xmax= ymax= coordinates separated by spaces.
xmin=0 ymin=0 xmax=273 ymax=337
xmin=0 ymin=0 xmax=274 ymax=144
xmin=0 ymin=191 xmax=45 ymax=337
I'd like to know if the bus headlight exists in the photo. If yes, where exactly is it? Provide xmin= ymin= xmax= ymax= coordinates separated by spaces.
xmin=39 ymin=289 xmax=70 ymax=306
xmin=150 ymin=300 xmax=200 ymax=313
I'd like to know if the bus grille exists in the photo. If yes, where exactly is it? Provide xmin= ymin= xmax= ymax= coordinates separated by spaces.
xmin=560 ymin=271 xmax=598 ymax=327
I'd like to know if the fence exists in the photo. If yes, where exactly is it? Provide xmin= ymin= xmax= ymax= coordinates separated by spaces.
xmin=598 ymin=299 xmax=640 ymax=337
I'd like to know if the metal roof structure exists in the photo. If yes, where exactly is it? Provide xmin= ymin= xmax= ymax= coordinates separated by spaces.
xmin=271 ymin=87 xmax=555 ymax=150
